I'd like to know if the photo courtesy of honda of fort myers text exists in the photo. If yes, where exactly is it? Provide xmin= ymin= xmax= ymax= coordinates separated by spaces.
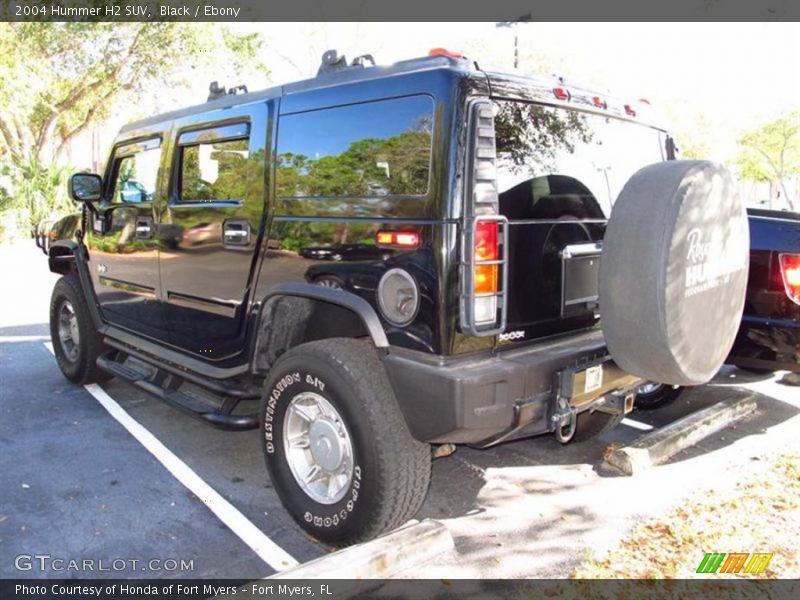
xmin=2 ymin=3 xmax=800 ymax=600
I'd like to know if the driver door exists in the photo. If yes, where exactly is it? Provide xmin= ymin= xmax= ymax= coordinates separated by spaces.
xmin=85 ymin=137 xmax=167 ymax=341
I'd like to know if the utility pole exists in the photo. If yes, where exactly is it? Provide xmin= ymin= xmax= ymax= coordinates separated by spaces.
xmin=496 ymin=15 xmax=531 ymax=69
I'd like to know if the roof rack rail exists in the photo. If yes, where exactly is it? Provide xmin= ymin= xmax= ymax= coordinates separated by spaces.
xmin=207 ymin=81 xmax=249 ymax=102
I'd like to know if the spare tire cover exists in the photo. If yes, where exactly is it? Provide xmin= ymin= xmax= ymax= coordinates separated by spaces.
xmin=599 ymin=160 xmax=749 ymax=386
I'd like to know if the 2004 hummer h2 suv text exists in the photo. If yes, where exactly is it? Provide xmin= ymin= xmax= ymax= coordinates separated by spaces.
xmin=42 ymin=50 xmax=750 ymax=544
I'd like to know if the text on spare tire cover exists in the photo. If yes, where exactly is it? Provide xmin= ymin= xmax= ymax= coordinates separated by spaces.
xmin=684 ymin=228 xmax=747 ymax=297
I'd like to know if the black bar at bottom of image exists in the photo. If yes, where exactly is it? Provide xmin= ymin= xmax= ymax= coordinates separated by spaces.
xmin=2 ymin=578 xmax=799 ymax=600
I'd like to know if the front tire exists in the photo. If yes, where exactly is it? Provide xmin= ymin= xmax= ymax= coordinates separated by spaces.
xmin=49 ymin=274 xmax=110 ymax=385
xmin=261 ymin=338 xmax=431 ymax=545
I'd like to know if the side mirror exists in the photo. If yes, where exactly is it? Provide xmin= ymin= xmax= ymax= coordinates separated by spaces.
xmin=69 ymin=173 xmax=102 ymax=203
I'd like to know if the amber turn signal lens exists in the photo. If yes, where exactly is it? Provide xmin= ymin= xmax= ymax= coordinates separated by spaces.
xmin=474 ymin=264 xmax=498 ymax=295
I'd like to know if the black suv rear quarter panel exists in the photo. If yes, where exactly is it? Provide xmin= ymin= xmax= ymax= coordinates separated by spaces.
xmin=253 ymin=68 xmax=489 ymax=356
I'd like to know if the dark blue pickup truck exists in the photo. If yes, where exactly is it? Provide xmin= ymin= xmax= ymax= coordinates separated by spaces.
xmin=728 ymin=208 xmax=800 ymax=373
xmin=637 ymin=207 xmax=800 ymax=408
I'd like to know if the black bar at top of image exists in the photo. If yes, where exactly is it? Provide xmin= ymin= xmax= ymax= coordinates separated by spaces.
xmin=2 ymin=579 xmax=800 ymax=600
xmin=1 ymin=0 xmax=800 ymax=22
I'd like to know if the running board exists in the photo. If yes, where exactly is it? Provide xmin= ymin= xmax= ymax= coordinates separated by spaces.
xmin=96 ymin=353 xmax=259 ymax=431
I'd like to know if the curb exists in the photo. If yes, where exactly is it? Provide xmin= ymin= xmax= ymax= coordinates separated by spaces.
xmin=606 ymin=392 xmax=758 ymax=476
xmin=268 ymin=518 xmax=454 ymax=579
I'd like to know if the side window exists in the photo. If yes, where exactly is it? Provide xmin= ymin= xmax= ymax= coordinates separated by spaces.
xmin=178 ymin=123 xmax=250 ymax=202
xmin=111 ymin=139 xmax=162 ymax=204
xmin=276 ymin=95 xmax=434 ymax=198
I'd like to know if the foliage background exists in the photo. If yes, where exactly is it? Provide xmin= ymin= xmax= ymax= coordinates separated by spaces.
xmin=1 ymin=22 xmax=799 ymax=243
xmin=0 ymin=22 xmax=264 ymax=241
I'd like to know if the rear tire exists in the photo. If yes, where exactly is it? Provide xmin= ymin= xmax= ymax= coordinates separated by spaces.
xmin=49 ymin=274 xmax=110 ymax=385
xmin=260 ymin=338 xmax=431 ymax=545
xmin=635 ymin=383 xmax=684 ymax=410
xmin=738 ymin=366 xmax=773 ymax=375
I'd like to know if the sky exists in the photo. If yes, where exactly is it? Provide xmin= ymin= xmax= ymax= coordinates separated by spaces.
xmin=87 ymin=22 xmax=799 ymax=176
xmin=227 ymin=22 xmax=800 ymax=162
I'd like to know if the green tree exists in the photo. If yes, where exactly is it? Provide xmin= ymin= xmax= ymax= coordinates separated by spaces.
xmin=0 ymin=21 xmax=264 ymax=239
xmin=736 ymin=112 xmax=800 ymax=210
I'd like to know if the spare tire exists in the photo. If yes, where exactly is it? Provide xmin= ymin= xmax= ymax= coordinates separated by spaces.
xmin=599 ymin=160 xmax=749 ymax=386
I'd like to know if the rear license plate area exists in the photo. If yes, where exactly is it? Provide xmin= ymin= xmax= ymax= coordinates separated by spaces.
xmin=560 ymin=359 xmax=642 ymax=409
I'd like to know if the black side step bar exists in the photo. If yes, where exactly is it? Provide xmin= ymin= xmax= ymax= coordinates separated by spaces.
xmin=103 ymin=337 xmax=261 ymax=400
xmin=96 ymin=353 xmax=259 ymax=431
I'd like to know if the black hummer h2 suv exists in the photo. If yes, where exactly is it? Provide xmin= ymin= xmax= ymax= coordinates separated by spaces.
xmin=42 ymin=50 xmax=749 ymax=544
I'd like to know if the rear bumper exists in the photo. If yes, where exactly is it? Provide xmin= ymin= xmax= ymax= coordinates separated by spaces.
xmin=382 ymin=329 xmax=642 ymax=445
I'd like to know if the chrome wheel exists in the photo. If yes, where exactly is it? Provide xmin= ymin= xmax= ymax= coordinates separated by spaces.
xmin=638 ymin=382 xmax=663 ymax=395
xmin=315 ymin=277 xmax=343 ymax=290
xmin=283 ymin=392 xmax=354 ymax=504
xmin=57 ymin=300 xmax=80 ymax=362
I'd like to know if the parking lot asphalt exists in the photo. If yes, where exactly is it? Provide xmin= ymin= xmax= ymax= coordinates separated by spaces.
xmin=2 ymin=242 xmax=800 ymax=579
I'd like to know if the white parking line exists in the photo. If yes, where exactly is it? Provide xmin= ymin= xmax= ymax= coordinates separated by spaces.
xmin=0 ymin=335 xmax=51 ymax=343
xmin=621 ymin=418 xmax=654 ymax=431
xmin=43 ymin=342 xmax=299 ymax=571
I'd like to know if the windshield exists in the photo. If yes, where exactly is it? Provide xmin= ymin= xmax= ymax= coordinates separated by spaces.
xmin=493 ymin=100 xmax=668 ymax=217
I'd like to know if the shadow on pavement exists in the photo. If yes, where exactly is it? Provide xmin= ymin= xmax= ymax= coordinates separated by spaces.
xmin=419 ymin=373 xmax=800 ymax=523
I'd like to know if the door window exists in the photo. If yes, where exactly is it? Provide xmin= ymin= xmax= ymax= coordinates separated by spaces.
xmin=178 ymin=124 xmax=251 ymax=202
xmin=110 ymin=140 xmax=162 ymax=204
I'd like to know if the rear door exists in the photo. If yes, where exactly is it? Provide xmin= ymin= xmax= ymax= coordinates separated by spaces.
xmin=86 ymin=136 xmax=168 ymax=341
xmin=158 ymin=102 xmax=270 ymax=360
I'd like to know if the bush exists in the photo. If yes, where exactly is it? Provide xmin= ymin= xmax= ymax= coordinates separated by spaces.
xmin=0 ymin=156 xmax=73 ymax=243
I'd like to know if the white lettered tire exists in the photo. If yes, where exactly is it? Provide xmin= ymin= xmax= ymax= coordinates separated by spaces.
xmin=260 ymin=338 xmax=431 ymax=545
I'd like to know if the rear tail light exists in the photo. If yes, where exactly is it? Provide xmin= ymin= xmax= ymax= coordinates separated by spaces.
xmin=779 ymin=253 xmax=800 ymax=305
xmin=461 ymin=101 xmax=508 ymax=336
xmin=474 ymin=220 xmax=499 ymax=298
xmin=471 ymin=218 xmax=504 ymax=324
xmin=474 ymin=220 xmax=498 ymax=261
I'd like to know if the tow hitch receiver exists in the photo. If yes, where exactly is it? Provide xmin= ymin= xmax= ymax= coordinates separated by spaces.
xmin=552 ymin=359 xmax=642 ymax=442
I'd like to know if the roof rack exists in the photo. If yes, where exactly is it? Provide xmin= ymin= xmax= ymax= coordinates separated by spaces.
xmin=123 ymin=52 xmax=475 ymax=133
xmin=317 ymin=50 xmax=377 ymax=76
xmin=207 ymin=81 xmax=249 ymax=102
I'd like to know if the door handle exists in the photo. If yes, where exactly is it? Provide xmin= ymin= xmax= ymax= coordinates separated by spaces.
xmin=135 ymin=218 xmax=153 ymax=239
xmin=223 ymin=220 xmax=251 ymax=247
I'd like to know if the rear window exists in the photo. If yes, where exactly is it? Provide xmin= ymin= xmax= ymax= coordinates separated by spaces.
xmin=493 ymin=101 xmax=667 ymax=218
xmin=276 ymin=95 xmax=434 ymax=198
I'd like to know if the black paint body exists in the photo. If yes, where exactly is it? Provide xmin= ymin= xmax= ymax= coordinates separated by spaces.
xmin=44 ymin=55 xmax=678 ymax=444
